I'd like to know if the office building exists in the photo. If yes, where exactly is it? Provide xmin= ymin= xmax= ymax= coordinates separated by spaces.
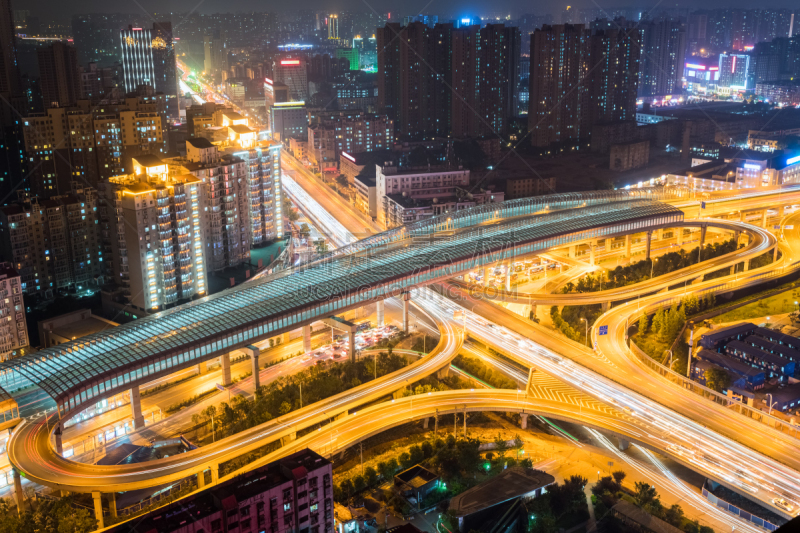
xmin=638 ymin=19 xmax=686 ymax=97
xmin=0 ymin=263 xmax=27 ymax=360
xmin=308 ymin=111 xmax=393 ymax=169
xmin=106 ymin=449 xmax=334 ymax=533
xmin=335 ymin=48 xmax=359 ymax=71
xmin=273 ymin=57 xmax=308 ymax=101
xmin=119 ymin=22 xmax=178 ymax=120
xmin=100 ymin=155 xmax=206 ymax=312
xmin=37 ymin=42 xmax=81 ymax=108
xmin=271 ymin=102 xmax=307 ymax=142
xmin=328 ymin=14 xmax=339 ymax=40
xmin=0 ymin=184 xmax=103 ymax=297
xmin=718 ymin=53 xmax=750 ymax=91
xmin=528 ymin=24 xmax=589 ymax=148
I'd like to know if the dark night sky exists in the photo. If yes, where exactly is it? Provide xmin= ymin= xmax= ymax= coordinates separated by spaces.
xmin=13 ymin=0 xmax=800 ymax=22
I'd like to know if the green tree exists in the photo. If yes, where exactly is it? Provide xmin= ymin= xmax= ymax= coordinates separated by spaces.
xmin=364 ymin=466 xmax=378 ymax=486
xmin=353 ymin=475 xmax=366 ymax=492
xmin=638 ymin=314 xmax=649 ymax=334
xmin=493 ymin=433 xmax=509 ymax=457
xmin=399 ymin=451 xmax=412 ymax=469
xmin=340 ymin=478 xmax=355 ymax=498
xmin=315 ymin=239 xmax=329 ymax=254
xmin=611 ymin=470 xmax=626 ymax=489
xmin=336 ymin=174 xmax=349 ymax=188
xmin=664 ymin=504 xmax=685 ymax=527
xmin=633 ymin=481 xmax=659 ymax=508
xmin=704 ymin=367 xmax=731 ymax=392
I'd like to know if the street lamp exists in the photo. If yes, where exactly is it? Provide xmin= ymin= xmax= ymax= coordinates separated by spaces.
xmin=767 ymin=393 xmax=778 ymax=415
xmin=580 ymin=318 xmax=588 ymax=346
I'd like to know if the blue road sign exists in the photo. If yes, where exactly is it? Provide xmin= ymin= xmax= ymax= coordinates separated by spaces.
xmin=701 ymin=201 xmax=706 ymax=209
xmin=599 ymin=325 xmax=608 ymax=335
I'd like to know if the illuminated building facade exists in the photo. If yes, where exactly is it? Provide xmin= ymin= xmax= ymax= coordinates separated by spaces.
xmin=718 ymin=53 xmax=751 ymax=91
xmin=273 ymin=58 xmax=308 ymax=101
xmin=119 ymin=23 xmax=178 ymax=121
xmin=101 ymin=155 xmax=206 ymax=311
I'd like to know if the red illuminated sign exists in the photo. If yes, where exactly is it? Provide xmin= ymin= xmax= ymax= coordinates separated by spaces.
xmin=265 ymin=77 xmax=273 ymax=85
xmin=281 ymin=60 xmax=300 ymax=65
xmin=731 ymin=56 xmax=737 ymax=74
xmin=132 ymin=28 xmax=142 ymax=31
xmin=341 ymin=152 xmax=355 ymax=162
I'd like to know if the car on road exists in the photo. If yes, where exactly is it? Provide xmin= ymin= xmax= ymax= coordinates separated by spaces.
xmin=773 ymin=498 xmax=794 ymax=513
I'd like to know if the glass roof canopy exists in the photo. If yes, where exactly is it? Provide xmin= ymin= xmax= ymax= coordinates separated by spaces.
xmin=0 ymin=199 xmax=681 ymax=410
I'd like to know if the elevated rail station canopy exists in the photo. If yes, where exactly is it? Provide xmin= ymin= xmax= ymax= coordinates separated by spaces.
xmin=0 ymin=196 xmax=681 ymax=418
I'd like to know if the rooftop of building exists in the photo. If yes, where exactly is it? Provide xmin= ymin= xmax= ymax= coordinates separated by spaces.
xmin=229 ymin=124 xmax=254 ymax=134
xmin=378 ymin=163 xmax=468 ymax=176
xmin=0 ymin=263 xmax=19 ymax=280
xmin=753 ymin=327 xmax=800 ymax=348
xmin=696 ymin=349 xmax=766 ymax=379
xmin=700 ymin=322 xmax=757 ymax=344
xmin=745 ymin=336 xmax=800 ymax=360
xmin=612 ymin=500 xmax=683 ymax=533
xmin=186 ymin=137 xmax=215 ymax=149
xmin=726 ymin=340 xmax=794 ymax=368
xmin=394 ymin=465 xmax=438 ymax=489
xmin=132 ymin=154 xmax=165 ymax=168
xmin=449 ymin=467 xmax=555 ymax=517
xmin=755 ymin=382 xmax=800 ymax=405
xmin=345 ymin=149 xmax=396 ymax=166
xmin=41 ymin=315 xmax=117 ymax=343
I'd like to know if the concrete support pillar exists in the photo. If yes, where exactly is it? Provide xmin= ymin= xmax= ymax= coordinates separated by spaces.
xmin=645 ymin=231 xmax=653 ymax=261
xmin=92 ymin=492 xmax=104 ymax=530
xmin=221 ymin=353 xmax=232 ymax=387
xmin=243 ymin=346 xmax=261 ymax=389
xmin=602 ymin=301 xmax=610 ymax=312
xmin=54 ymin=422 xmax=63 ymax=455
xmin=504 ymin=264 xmax=511 ymax=292
xmin=109 ymin=492 xmax=117 ymax=518
xmin=302 ymin=325 xmax=312 ymax=353
xmin=482 ymin=266 xmax=489 ymax=286
xmin=774 ymin=246 xmax=779 ymax=262
xmin=520 ymin=413 xmax=528 ymax=430
xmin=13 ymin=469 xmax=23 ymax=513
xmin=676 ymin=228 xmax=683 ymax=246
xmin=730 ymin=265 xmax=735 ymax=276
xmin=700 ymin=225 xmax=707 ymax=247
xmin=569 ymin=245 xmax=576 ymax=259
xmin=197 ymin=469 xmax=206 ymax=488
xmin=376 ymin=300 xmax=385 ymax=326
xmin=348 ymin=328 xmax=356 ymax=362
xmin=618 ymin=438 xmax=630 ymax=451
xmin=589 ymin=243 xmax=596 ymax=267
xmin=211 ymin=465 xmax=219 ymax=484
xmin=131 ymin=385 xmax=145 ymax=430
xmin=740 ymin=211 xmax=746 ymax=222
xmin=197 ymin=362 xmax=208 ymax=375
xmin=625 ymin=234 xmax=632 ymax=258
xmin=423 ymin=417 xmax=429 ymax=429
xmin=436 ymin=366 xmax=451 ymax=379
xmin=402 ymin=292 xmax=411 ymax=333
xmin=778 ymin=205 xmax=785 ymax=219
xmin=761 ymin=210 xmax=768 ymax=228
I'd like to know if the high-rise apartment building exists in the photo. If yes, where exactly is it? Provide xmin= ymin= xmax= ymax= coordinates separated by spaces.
xmin=37 ymin=42 xmax=81 ymax=109
xmin=378 ymin=21 xmax=519 ymax=139
xmin=587 ymin=27 xmax=641 ymax=125
xmin=273 ymin=57 xmax=309 ymax=101
xmin=0 ymin=263 xmax=27 ymax=360
xmin=79 ymin=61 xmax=123 ymax=102
xmin=101 ymin=155 xmax=206 ymax=312
xmin=203 ymin=30 xmax=228 ymax=74
xmin=718 ymin=53 xmax=751 ymax=90
xmin=21 ymin=95 xmax=166 ymax=195
xmin=120 ymin=23 xmax=178 ymax=120
xmin=477 ymin=24 xmax=521 ymax=136
xmin=528 ymin=24 xmax=589 ymax=148
xmin=0 ymin=0 xmax=21 ymax=98
xmin=0 ymin=184 xmax=103 ymax=296
xmin=0 ymin=0 xmax=26 ymax=202
xmin=307 ymin=111 xmax=393 ymax=168
xmin=638 ymin=19 xmax=686 ymax=97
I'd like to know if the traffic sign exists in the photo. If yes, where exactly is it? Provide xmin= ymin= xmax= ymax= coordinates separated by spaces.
xmin=598 ymin=325 xmax=608 ymax=335
xmin=216 ymin=383 xmax=225 ymax=392
xmin=701 ymin=201 xmax=706 ymax=209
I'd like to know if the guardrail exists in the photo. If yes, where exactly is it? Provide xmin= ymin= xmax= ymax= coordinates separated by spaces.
xmin=701 ymin=482 xmax=779 ymax=531
xmin=629 ymin=329 xmax=800 ymax=438
xmin=116 ymin=477 xmax=196 ymax=518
